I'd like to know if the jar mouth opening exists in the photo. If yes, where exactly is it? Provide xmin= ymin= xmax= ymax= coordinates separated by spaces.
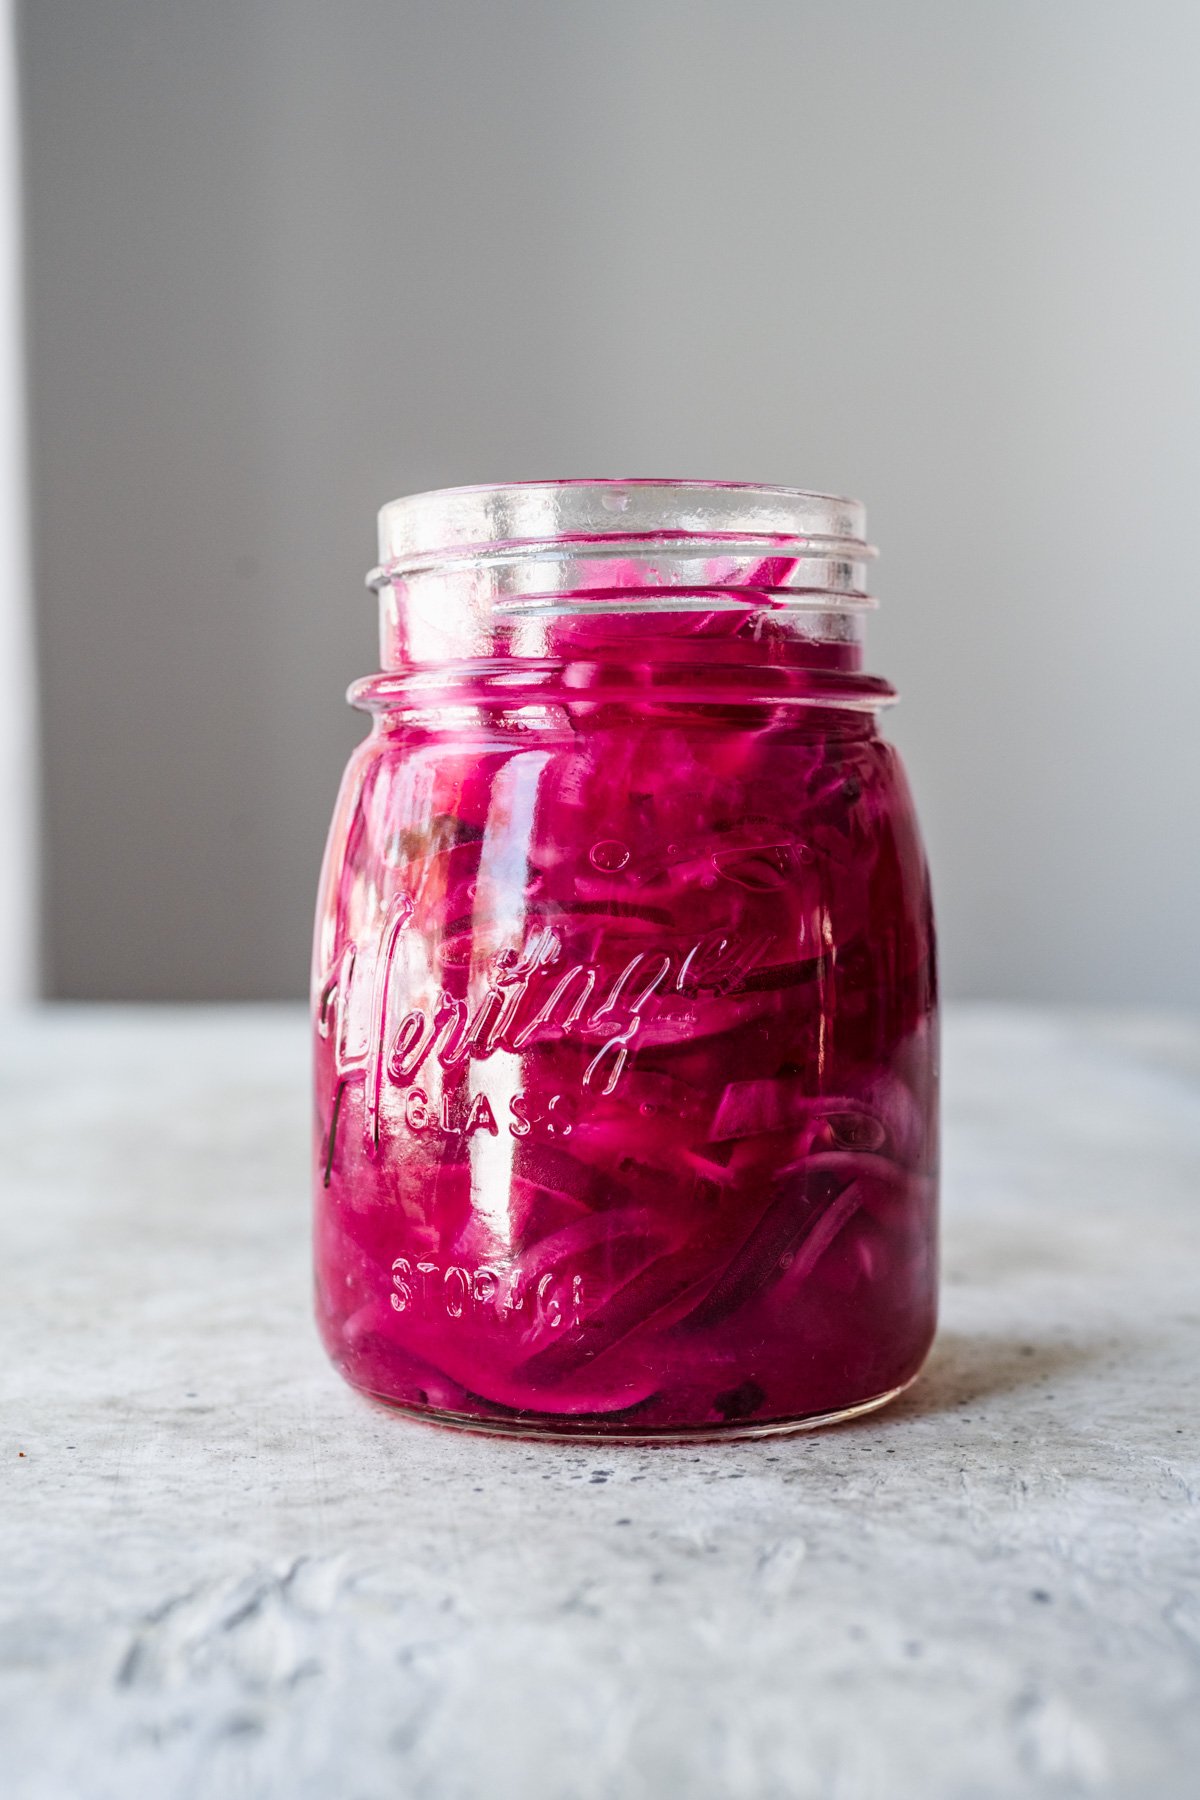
xmin=374 ymin=479 xmax=874 ymax=578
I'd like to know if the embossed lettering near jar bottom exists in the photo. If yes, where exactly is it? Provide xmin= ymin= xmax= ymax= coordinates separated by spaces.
xmin=312 ymin=481 xmax=938 ymax=1439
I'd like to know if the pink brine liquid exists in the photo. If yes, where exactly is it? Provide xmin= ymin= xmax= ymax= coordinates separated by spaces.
xmin=313 ymin=485 xmax=938 ymax=1438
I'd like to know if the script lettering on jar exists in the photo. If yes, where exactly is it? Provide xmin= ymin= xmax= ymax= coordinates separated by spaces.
xmin=318 ymin=913 xmax=776 ymax=1178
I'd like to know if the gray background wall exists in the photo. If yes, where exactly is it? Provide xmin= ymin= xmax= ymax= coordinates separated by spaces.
xmin=20 ymin=0 xmax=1200 ymax=1003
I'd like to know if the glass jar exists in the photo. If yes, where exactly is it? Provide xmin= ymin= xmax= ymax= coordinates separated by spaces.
xmin=313 ymin=480 xmax=938 ymax=1439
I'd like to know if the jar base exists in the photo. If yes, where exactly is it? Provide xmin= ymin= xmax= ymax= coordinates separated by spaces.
xmin=349 ymin=1373 xmax=921 ymax=1444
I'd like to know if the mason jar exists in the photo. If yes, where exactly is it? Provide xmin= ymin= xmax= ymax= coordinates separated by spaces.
xmin=312 ymin=480 xmax=938 ymax=1439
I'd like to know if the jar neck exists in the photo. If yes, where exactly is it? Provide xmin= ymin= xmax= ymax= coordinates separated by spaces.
xmin=358 ymin=481 xmax=893 ymax=715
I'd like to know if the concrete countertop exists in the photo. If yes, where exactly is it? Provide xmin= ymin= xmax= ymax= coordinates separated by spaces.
xmin=3 ymin=1005 xmax=1199 ymax=1800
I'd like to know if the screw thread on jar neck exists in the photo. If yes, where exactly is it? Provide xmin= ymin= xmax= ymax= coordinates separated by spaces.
xmin=360 ymin=480 xmax=892 ymax=714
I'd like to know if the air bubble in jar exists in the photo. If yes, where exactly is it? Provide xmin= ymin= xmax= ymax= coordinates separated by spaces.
xmin=589 ymin=838 xmax=631 ymax=873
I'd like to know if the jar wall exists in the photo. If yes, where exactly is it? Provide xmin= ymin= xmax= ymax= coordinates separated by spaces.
xmin=312 ymin=695 xmax=937 ymax=1437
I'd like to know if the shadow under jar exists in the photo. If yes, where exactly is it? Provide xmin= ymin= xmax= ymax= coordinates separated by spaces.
xmin=313 ymin=481 xmax=938 ymax=1439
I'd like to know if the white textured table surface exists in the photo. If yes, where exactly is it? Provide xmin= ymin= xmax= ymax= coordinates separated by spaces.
xmin=3 ymin=1005 xmax=1199 ymax=1800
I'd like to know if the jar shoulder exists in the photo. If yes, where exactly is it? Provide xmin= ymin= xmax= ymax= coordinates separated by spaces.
xmin=314 ymin=724 xmax=933 ymax=979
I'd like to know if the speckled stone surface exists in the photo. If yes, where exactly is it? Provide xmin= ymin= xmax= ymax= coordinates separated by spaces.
xmin=3 ymin=1005 xmax=1199 ymax=1800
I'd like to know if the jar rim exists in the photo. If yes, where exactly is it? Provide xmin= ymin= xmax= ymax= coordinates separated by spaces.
xmin=376 ymin=479 xmax=872 ymax=575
